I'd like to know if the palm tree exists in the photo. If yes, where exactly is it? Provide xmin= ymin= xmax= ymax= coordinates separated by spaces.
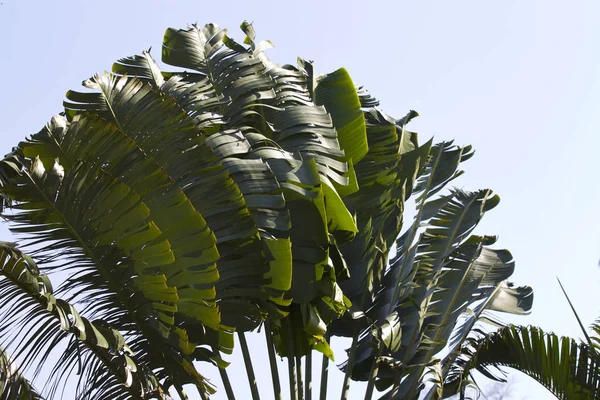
xmin=0 ymin=20 xmax=597 ymax=399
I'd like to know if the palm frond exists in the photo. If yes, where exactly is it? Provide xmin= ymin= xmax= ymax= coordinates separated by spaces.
xmin=444 ymin=326 xmax=600 ymax=400
xmin=3 ymin=114 xmax=215 ymax=394
xmin=591 ymin=318 xmax=600 ymax=353
xmin=158 ymin=22 xmax=362 ymax=357
xmin=339 ymin=142 xmax=472 ymax=378
xmin=0 ymin=345 xmax=43 ymax=400
xmin=0 ymin=242 xmax=164 ymax=399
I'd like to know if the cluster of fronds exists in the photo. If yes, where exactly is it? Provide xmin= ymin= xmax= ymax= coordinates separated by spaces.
xmin=2 ymin=21 xmax=591 ymax=400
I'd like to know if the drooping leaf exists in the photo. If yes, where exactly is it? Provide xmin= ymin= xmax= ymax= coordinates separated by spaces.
xmin=313 ymin=67 xmax=368 ymax=166
xmin=444 ymin=326 xmax=600 ymax=400
xmin=0 ymin=242 xmax=166 ymax=399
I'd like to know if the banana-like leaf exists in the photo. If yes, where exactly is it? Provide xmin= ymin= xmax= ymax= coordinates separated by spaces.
xmin=364 ymin=141 xmax=469 ymax=327
xmin=392 ymin=191 xmax=502 ymax=370
xmin=326 ymin=97 xmax=423 ymax=345
xmin=340 ymin=142 xmax=473 ymax=379
xmin=441 ymin=280 xmax=534 ymax=375
xmin=313 ymin=66 xmax=368 ymax=166
xmin=3 ymin=117 xmax=215 ymax=393
xmin=335 ymin=109 xmax=419 ymax=309
xmin=443 ymin=326 xmax=600 ymax=400
xmin=420 ymin=245 xmax=531 ymax=362
xmin=113 ymin=52 xmax=294 ymax=323
xmin=382 ymin=240 xmax=533 ymax=398
xmin=340 ymin=138 xmax=532 ymax=400
xmin=49 ymin=65 xmax=272 ymax=340
xmin=0 ymin=242 xmax=165 ymax=399
xmin=159 ymin=22 xmax=361 ymax=357
xmin=1 ymin=19 xmax=538 ymax=400
xmin=95 ymin=62 xmax=288 ymax=332
xmin=114 ymin=26 xmax=353 ymax=327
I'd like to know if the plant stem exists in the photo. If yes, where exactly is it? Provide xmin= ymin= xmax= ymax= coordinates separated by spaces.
xmin=218 ymin=364 xmax=236 ymax=400
xmin=364 ymin=345 xmax=383 ymax=400
xmin=340 ymin=272 xmax=377 ymax=400
xmin=287 ymin=318 xmax=298 ymax=400
xmin=340 ymin=330 xmax=359 ymax=400
xmin=199 ymin=387 xmax=210 ymax=400
xmin=296 ymin=354 xmax=304 ymax=400
xmin=319 ymin=337 xmax=330 ymax=400
xmin=264 ymin=321 xmax=283 ymax=400
xmin=288 ymin=353 xmax=298 ymax=400
xmin=175 ymin=384 xmax=188 ymax=400
xmin=305 ymin=350 xmax=312 ymax=400
xmin=239 ymin=331 xmax=261 ymax=400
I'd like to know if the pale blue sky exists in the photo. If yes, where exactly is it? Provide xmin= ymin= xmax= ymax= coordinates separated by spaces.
xmin=1 ymin=1 xmax=599 ymax=399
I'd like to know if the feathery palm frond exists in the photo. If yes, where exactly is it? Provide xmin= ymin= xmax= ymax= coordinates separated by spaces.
xmin=444 ymin=326 xmax=600 ymax=400
xmin=4 ymin=97 xmax=218 ymax=395
xmin=0 ymin=242 xmax=164 ymax=399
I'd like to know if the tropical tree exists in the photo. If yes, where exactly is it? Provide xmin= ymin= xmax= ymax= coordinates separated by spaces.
xmin=0 ymin=20 xmax=596 ymax=400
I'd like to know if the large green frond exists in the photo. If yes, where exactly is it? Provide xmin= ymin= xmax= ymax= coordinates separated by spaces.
xmin=158 ymin=22 xmax=360 ymax=356
xmin=0 ymin=242 xmax=164 ymax=399
xmin=444 ymin=326 xmax=600 ymax=399
xmin=333 ymin=109 xmax=419 ymax=311
xmin=3 ymin=116 xmax=215 ymax=394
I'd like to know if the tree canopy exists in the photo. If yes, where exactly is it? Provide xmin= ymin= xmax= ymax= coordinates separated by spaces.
xmin=0 ymin=20 xmax=596 ymax=400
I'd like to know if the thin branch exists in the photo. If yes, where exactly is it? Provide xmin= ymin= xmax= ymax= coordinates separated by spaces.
xmin=340 ymin=331 xmax=359 ymax=400
xmin=305 ymin=350 xmax=312 ymax=400
xmin=175 ymin=384 xmax=188 ymax=400
xmin=239 ymin=331 xmax=260 ymax=400
xmin=287 ymin=318 xmax=298 ymax=400
xmin=264 ymin=321 xmax=282 ymax=400
xmin=296 ymin=354 xmax=304 ymax=400
xmin=364 ymin=345 xmax=384 ymax=400
xmin=319 ymin=336 xmax=330 ymax=400
xmin=218 ymin=365 xmax=236 ymax=400
xmin=319 ymin=333 xmax=331 ymax=400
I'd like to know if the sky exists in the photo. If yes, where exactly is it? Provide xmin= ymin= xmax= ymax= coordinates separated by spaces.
xmin=1 ymin=0 xmax=599 ymax=399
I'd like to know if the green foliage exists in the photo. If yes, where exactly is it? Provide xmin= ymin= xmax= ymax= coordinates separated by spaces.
xmin=445 ymin=326 xmax=600 ymax=400
xmin=0 ymin=242 xmax=163 ymax=399
xmin=0 ymin=344 xmax=42 ymax=400
xmin=3 ymin=20 xmax=589 ymax=400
